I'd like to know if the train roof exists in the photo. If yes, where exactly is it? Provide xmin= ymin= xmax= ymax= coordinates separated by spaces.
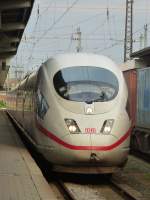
xmin=45 ymin=53 xmax=120 ymax=72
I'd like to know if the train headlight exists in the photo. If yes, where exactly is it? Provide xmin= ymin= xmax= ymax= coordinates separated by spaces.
xmin=65 ymin=119 xmax=81 ymax=134
xmin=101 ymin=119 xmax=114 ymax=134
xmin=68 ymin=125 xmax=77 ymax=132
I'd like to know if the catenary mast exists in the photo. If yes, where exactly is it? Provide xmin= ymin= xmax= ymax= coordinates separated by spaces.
xmin=124 ymin=0 xmax=133 ymax=62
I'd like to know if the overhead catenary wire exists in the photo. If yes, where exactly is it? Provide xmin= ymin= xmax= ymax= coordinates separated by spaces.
xmin=39 ymin=0 xmax=55 ymax=17
xmin=16 ymin=2 xmax=41 ymax=73
xmin=25 ymin=12 xmax=107 ymax=34
xmin=21 ymin=2 xmax=124 ymax=61
xmin=87 ymin=19 xmax=108 ymax=36
xmin=21 ymin=35 xmax=123 ymax=42
xmin=12 ymin=0 xmax=150 ymax=70
xmin=67 ymin=30 xmax=73 ymax=51
xmin=39 ymin=5 xmax=150 ymax=12
xmin=34 ymin=0 xmax=80 ymax=45
xmin=26 ymin=0 xmax=79 ymax=67
xmin=94 ymin=42 xmax=122 ymax=53
xmin=18 ymin=1 xmax=124 ymax=68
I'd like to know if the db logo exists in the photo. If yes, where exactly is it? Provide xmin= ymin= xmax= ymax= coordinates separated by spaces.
xmin=85 ymin=128 xmax=96 ymax=134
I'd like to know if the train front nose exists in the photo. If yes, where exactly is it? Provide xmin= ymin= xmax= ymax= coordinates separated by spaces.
xmin=57 ymin=134 xmax=95 ymax=164
xmin=60 ymin=119 xmax=103 ymax=164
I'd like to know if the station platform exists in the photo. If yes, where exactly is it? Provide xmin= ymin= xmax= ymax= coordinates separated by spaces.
xmin=0 ymin=110 xmax=57 ymax=200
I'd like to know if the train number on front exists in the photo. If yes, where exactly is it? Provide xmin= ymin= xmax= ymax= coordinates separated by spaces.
xmin=85 ymin=128 xmax=96 ymax=134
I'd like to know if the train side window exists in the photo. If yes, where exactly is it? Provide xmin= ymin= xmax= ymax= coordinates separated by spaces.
xmin=36 ymin=89 xmax=49 ymax=119
xmin=23 ymin=76 xmax=31 ymax=112
xmin=16 ymin=83 xmax=22 ymax=110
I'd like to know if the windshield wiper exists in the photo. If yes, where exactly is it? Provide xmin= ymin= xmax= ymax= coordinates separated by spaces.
xmin=85 ymin=100 xmax=93 ymax=104
xmin=94 ymin=92 xmax=107 ymax=102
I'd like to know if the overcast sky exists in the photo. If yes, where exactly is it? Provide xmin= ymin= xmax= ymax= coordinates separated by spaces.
xmin=11 ymin=0 xmax=150 ymax=74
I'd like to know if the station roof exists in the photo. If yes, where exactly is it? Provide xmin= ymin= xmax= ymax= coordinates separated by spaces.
xmin=131 ymin=47 xmax=150 ymax=65
xmin=0 ymin=0 xmax=34 ymax=59
xmin=0 ymin=0 xmax=34 ymax=88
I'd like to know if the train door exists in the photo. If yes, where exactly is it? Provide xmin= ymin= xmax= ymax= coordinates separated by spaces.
xmin=22 ymin=76 xmax=29 ymax=120
xmin=16 ymin=82 xmax=24 ymax=122
xmin=23 ymin=73 xmax=37 ymax=141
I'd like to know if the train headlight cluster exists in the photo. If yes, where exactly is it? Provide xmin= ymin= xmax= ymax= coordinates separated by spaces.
xmin=65 ymin=119 xmax=81 ymax=134
xmin=101 ymin=119 xmax=114 ymax=134
xmin=68 ymin=125 xmax=77 ymax=132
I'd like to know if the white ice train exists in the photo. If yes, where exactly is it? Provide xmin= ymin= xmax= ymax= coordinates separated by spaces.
xmin=7 ymin=53 xmax=131 ymax=174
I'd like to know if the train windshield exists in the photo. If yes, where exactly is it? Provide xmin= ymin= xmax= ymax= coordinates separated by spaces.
xmin=53 ymin=66 xmax=119 ymax=103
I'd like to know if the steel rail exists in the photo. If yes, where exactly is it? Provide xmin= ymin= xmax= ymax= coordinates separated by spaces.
xmin=55 ymin=180 xmax=78 ymax=200
xmin=110 ymin=178 xmax=144 ymax=200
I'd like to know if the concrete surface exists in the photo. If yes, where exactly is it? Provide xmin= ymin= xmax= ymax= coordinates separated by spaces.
xmin=0 ymin=110 xmax=58 ymax=200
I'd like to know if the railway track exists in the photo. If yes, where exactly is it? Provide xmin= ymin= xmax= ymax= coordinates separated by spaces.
xmin=110 ymin=177 xmax=144 ymax=200
xmin=52 ymin=175 xmax=144 ymax=200
xmin=54 ymin=180 xmax=78 ymax=200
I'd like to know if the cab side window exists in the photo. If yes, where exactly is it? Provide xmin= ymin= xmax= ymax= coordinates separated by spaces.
xmin=36 ymin=89 xmax=49 ymax=119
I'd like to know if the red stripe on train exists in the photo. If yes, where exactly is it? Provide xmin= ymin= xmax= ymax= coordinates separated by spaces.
xmin=37 ymin=122 xmax=131 ymax=151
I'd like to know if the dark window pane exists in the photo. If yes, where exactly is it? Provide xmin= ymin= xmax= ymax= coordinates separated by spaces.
xmin=53 ymin=66 xmax=119 ymax=102
xmin=36 ymin=89 xmax=49 ymax=119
